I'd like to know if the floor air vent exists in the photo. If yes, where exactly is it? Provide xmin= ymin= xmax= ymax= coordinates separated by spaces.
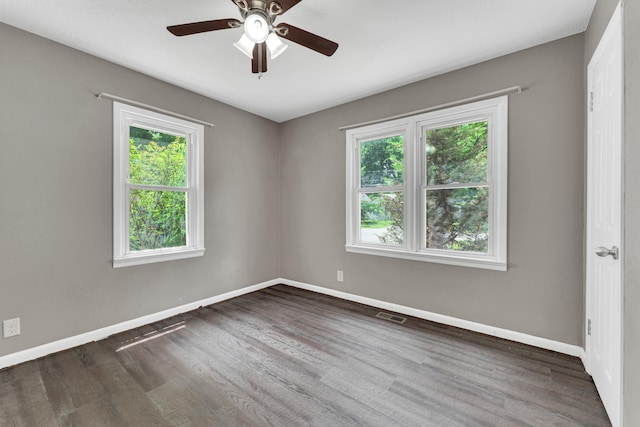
xmin=375 ymin=312 xmax=407 ymax=324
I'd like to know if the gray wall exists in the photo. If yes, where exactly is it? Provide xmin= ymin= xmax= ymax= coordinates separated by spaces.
xmin=586 ymin=0 xmax=619 ymax=59
xmin=280 ymin=35 xmax=586 ymax=346
xmin=0 ymin=23 xmax=280 ymax=357
xmin=622 ymin=1 xmax=640 ymax=425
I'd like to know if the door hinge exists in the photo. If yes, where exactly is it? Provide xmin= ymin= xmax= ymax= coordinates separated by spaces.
xmin=589 ymin=91 xmax=594 ymax=112
xmin=588 ymin=319 xmax=592 ymax=336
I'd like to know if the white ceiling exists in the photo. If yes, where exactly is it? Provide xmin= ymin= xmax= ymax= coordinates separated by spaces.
xmin=1 ymin=0 xmax=596 ymax=122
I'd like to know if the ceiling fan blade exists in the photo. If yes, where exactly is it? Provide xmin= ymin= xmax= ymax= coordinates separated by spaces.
xmin=251 ymin=43 xmax=268 ymax=74
xmin=268 ymin=0 xmax=303 ymax=15
xmin=167 ymin=19 xmax=241 ymax=36
xmin=276 ymin=23 xmax=338 ymax=56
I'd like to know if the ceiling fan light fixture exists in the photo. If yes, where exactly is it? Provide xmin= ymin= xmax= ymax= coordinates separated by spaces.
xmin=233 ymin=33 xmax=255 ymax=58
xmin=266 ymin=32 xmax=288 ymax=59
xmin=167 ymin=0 xmax=339 ymax=74
xmin=244 ymin=13 xmax=269 ymax=43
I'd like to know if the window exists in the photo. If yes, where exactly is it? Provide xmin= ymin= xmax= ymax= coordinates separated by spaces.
xmin=113 ymin=102 xmax=205 ymax=267
xmin=346 ymin=96 xmax=508 ymax=270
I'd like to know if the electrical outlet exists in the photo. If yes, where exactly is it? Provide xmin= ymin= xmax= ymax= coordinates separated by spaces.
xmin=3 ymin=318 xmax=20 ymax=338
xmin=337 ymin=270 xmax=344 ymax=282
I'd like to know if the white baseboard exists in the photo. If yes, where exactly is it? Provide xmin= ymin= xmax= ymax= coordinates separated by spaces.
xmin=278 ymin=278 xmax=585 ymax=359
xmin=0 ymin=279 xmax=278 ymax=370
xmin=0 ymin=277 xmax=586 ymax=370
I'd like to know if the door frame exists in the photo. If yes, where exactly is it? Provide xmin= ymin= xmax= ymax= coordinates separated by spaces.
xmin=585 ymin=2 xmax=624 ymax=426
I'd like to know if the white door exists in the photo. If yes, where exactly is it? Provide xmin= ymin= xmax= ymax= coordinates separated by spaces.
xmin=586 ymin=3 xmax=623 ymax=427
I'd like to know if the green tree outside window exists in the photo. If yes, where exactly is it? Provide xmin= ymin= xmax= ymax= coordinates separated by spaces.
xmin=128 ymin=127 xmax=188 ymax=251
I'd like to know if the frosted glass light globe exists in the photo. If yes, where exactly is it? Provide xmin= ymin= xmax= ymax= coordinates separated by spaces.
xmin=266 ymin=33 xmax=288 ymax=59
xmin=244 ymin=13 xmax=269 ymax=43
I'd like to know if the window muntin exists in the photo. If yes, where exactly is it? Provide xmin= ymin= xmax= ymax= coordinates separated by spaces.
xmin=113 ymin=102 xmax=204 ymax=267
xmin=346 ymin=97 xmax=507 ymax=270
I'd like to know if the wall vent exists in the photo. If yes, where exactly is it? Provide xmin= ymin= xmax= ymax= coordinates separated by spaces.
xmin=375 ymin=312 xmax=407 ymax=324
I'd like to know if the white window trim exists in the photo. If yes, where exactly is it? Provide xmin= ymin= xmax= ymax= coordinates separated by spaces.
xmin=113 ymin=102 xmax=205 ymax=268
xmin=346 ymin=96 xmax=508 ymax=271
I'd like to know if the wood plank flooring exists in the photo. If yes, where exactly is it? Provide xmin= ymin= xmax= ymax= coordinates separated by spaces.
xmin=0 ymin=285 xmax=611 ymax=426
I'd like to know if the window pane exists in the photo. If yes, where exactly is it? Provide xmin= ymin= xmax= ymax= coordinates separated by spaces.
xmin=426 ymin=187 xmax=488 ymax=252
xmin=360 ymin=192 xmax=404 ymax=245
xmin=360 ymin=136 xmax=404 ymax=187
xmin=130 ymin=190 xmax=187 ymax=251
xmin=129 ymin=126 xmax=187 ymax=187
xmin=426 ymin=121 xmax=488 ymax=185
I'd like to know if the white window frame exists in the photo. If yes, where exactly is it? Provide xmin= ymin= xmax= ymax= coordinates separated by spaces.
xmin=346 ymin=96 xmax=508 ymax=271
xmin=113 ymin=102 xmax=205 ymax=268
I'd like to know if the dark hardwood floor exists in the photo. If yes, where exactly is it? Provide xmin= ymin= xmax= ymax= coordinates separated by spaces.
xmin=0 ymin=285 xmax=610 ymax=426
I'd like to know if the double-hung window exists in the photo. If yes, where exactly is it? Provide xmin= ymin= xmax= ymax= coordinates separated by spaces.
xmin=113 ymin=102 xmax=205 ymax=267
xmin=346 ymin=96 xmax=508 ymax=270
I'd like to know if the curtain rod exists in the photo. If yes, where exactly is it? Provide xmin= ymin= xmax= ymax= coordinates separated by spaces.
xmin=96 ymin=92 xmax=215 ymax=128
xmin=338 ymin=85 xmax=523 ymax=132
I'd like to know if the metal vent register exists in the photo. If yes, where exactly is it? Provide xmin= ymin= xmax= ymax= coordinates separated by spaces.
xmin=375 ymin=312 xmax=407 ymax=324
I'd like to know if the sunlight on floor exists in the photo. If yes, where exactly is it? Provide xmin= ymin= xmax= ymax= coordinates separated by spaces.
xmin=116 ymin=321 xmax=186 ymax=352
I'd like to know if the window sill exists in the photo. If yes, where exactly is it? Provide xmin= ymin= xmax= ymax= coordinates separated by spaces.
xmin=113 ymin=248 xmax=205 ymax=268
xmin=345 ymin=244 xmax=507 ymax=271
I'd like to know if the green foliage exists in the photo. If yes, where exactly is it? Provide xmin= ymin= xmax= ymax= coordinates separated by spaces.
xmin=130 ymin=127 xmax=178 ymax=146
xmin=128 ymin=127 xmax=188 ymax=251
xmin=360 ymin=199 xmax=383 ymax=222
xmin=426 ymin=187 xmax=488 ymax=252
xmin=426 ymin=122 xmax=487 ymax=185
xmin=360 ymin=219 xmax=394 ymax=229
xmin=129 ymin=132 xmax=186 ymax=187
xmin=378 ymin=192 xmax=404 ymax=245
xmin=359 ymin=136 xmax=404 ymax=224
xmin=425 ymin=122 xmax=489 ymax=252
xmin=129 ymin=190 xmax=186 ymax=251
xmin=360 ymin=136 xmax=404 ymax=187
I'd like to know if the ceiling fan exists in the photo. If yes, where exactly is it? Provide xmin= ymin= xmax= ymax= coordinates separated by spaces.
xmin=167 ymin=0 xmax=339 ymax=74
